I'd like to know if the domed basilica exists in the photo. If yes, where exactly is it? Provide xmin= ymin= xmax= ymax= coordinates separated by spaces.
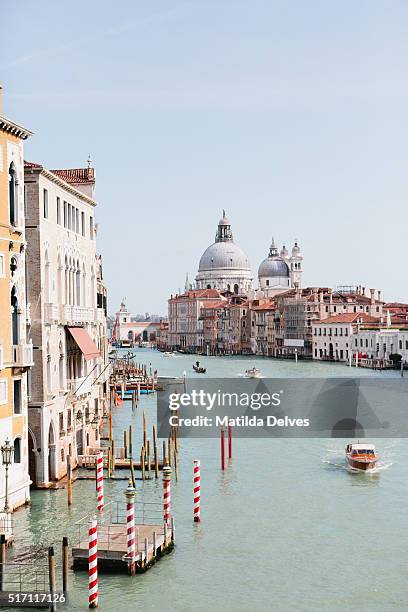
xmin=195 ymin=212 xmax=303 ymax=297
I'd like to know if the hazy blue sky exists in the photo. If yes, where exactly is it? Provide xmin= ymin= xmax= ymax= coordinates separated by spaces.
xmin=2 ymin=1 xmax=408 ymax=314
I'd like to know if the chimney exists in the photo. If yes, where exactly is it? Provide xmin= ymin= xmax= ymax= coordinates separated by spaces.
xmin=370 ymin=288 xmax=375 ymax=305
xmin=329 ymin=288 xmax=333 ymax=304
xmin=377 ymin=289 xmax=382 ymax=302
xmin=319 ymin=290 xmax=323 ymax=303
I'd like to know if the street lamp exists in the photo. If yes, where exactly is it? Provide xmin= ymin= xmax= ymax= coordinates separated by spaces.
xmin=91 ymin=415 xmax=99 ymax=440
xmin=1 ymin=438 xmax=14 ymax=513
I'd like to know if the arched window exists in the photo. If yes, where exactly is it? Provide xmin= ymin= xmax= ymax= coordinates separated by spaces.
xmin=61 ymin=448 xmax=65 ymax=463
xmin=9 ymin=162 xmax=18 ymax=226
xmin=11 ymin=286 xmax=19 ymax=345
xmin=14 ymin=438 xmax=21 ymax=463
xmin=59 ymin=342 xmax=64 ymax=389
xmin=57 ymin=255 xmax=62 ymax=303
xmin=46 ymin=343 xmax=52 ymax=392
xmin=234 ymin=284 xmax=239 ymax=294
xmin=76 ymin=260 xmax=81 ymax=306
xmin=44 ymin=251 xmax=50 ymax=302
xmin=64 ymin=256 xmax=69 ymax=305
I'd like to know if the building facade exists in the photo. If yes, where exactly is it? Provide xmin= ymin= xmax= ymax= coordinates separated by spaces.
xmin=312 ymin=313 xmax=380 ymax=362
xmin=24 ymin=160 xmax=109 ymax=486
xmin=0 ymin=91 xmax=33 ymax=510
xmin=167 ymin=289 xmax=227 ymax=352
xmin=115 ymin=300 xmax=161 ymax=345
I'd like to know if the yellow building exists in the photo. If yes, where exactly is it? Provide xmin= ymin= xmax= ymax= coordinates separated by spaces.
xmin=0 ymin=87 xmax=33 ymax=514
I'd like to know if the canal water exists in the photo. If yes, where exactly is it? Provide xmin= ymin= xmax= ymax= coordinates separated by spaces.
xmin=8 ymin=351 xmax=408 ymax=611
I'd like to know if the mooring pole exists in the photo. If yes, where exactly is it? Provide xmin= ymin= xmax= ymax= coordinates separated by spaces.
xmin=220 ymin=428 xmax=226 ymax=470
xmin=0 ymin=533 xmax=5 ymax=591
xmin=162 ymin=464 xmax=172 ymax=526
xmin=193 ymin=459 xmax=201 ymax=523
xmin=125 ymin=480 xmax=136 ymax=576
xmin=88 ymin=517 xmax=98 ymax=608
xmin=62 ymin=537 xmax=69 ymax=596
xmin=228 ymin=425 xmax=232 ymax=460
xmin=48 ymin=546 xmax=57 ymax=612
xmin=67 ymin=455 xmax=73 ymax=506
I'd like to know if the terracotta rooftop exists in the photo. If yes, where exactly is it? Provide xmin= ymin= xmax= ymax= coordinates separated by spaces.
xmin=315 ymin=313 xmax=380 ymax=324
xmin=50 ymin=167 xmax=95 ymax=184
xmin=200 ymin=300 xmax=228 ymax=309
xmin=24 ymin=160 xmax=43 ymax=169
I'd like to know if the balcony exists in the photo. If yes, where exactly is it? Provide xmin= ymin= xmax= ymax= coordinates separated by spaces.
xmin=61 ymin=305 xmax=95 ymax=324
xmin=11 ymin=343 xmax=34 ymax=367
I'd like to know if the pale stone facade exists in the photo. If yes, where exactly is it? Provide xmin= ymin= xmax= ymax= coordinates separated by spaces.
xmin=24 ymin=161 xmax=109 ymax=486
xmin=312 ymin=313 xmax=380 ymax=362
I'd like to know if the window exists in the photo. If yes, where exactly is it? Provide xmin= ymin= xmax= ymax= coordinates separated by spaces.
xmin=13 ymin=438 xmax=21 ymax=463
xmin=9 ymin=162 xmax=17 ymax=226
xmin=0 ymin=253 xmax=5 ymax=278
xmin=0 ymin=380 xmax=7 ymax=405
xmin=59 ymin=412 xmax=64 ymax=433
xmin=76 ymin=208 xmax=79 ymax=233
xmin=90 ymin=216 xmax=94 ymax=239
xmin=13 ymin=379 xmax=22 ymax=414
xmin=57 ymin=197 xmax=61 ymax=224
xmin=43 ymin=189 xmax=48 ymax=218
xmin=266 ymin=279 xmax=269 ymax=286
xmin=63 ymin=201 xmax=67 ymax=227
xmin=68 ymin=204 xmax=71 ymax=229
xmin=81 ymin=211 xmax=85 ymax=236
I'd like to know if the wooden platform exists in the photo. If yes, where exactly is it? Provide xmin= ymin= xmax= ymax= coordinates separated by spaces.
xmin=72 ymin=523 xmax=174 ymax=574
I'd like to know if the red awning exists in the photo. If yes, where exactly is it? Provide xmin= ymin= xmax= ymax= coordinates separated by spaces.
xmin=67 ymin=327 xmax=100 ymax=360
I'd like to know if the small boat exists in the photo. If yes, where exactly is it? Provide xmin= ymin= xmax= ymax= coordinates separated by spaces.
xmin=244 ymin=367 xmax=262 ymax=379
xmin=163 ymin=352 xmax=175 ymax=357
xmin=345 ymin=443 xmax=378 ymax=471
xmin=193 ymin=361 xmax=206 ymax=374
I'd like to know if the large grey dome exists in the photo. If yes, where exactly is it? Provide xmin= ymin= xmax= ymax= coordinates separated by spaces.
xmin=258 ymin=257 xmax=289 ymax=278
xmin=198 ymin=241 xmax=251 ymax=272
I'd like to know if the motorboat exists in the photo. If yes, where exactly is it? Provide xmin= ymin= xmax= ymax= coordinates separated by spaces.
xmin=243 ymin=367 xmax=262 ymax=379
xmin=163 ymin=352 xmax=175 ymax=357
xmin=345 ymin=443 xmax=378 ymax=471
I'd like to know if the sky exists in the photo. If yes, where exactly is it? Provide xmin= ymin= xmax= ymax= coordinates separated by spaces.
xmin=2 ymin=0 xmax=408 ymax=315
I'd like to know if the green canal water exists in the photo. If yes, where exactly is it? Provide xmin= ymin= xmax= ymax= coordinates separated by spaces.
xmin=7 ymin=350 xmax=408 ymax=611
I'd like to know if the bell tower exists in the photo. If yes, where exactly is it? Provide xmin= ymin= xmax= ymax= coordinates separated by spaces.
xmin=289 ymin=241 xmax=303 ymax=288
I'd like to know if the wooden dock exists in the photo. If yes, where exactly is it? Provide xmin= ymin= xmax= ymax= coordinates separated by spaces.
xmin=72 ymin=501 xmax=173 ymax=574
xmin=72 ymin=522 xmax=174 ymax=573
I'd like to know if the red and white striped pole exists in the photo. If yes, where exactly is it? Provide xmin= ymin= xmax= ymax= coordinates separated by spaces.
xmin=96 ymin=452 xmax=104 ymax=512
xmin=162 ymin=465 xmax=172 ymax=526
xmin=193 ymin=460 xmax=200 ymax=523
xmin=125 ymin=479 xmax=136 ymax=575
xmin=88 ymin=516 xmax=98 ymax=608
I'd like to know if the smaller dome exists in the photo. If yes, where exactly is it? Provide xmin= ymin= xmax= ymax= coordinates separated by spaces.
xmin=292 ymin=241 xmax=301 ymax=256
xmin=258 ymin=256 xmax=289 ymax=278
xmin=280 ymin=245 xmax=288 ymax=258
